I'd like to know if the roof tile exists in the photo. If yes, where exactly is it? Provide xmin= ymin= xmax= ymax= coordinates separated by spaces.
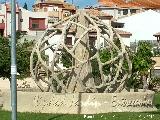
xmin=99 ymin=0 xmax=160 ymax=8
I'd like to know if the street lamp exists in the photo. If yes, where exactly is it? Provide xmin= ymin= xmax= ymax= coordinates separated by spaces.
xmin=11 ymin=0 xmax=17 ymax=120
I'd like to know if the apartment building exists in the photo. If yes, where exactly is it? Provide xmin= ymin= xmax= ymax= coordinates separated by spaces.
xmin=98 ymin=0 xmax=160 ymax=19
xmin=0 ymin=2 xmax=48 ymax=38
xmin=0 ymin=3 xmax=20 ymax=37
xmin=32 ymin=0 xmax=76 ymax=24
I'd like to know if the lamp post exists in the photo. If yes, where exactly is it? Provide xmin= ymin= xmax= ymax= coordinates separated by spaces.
xmin=11 ymin=0 xmax=17 ymax=120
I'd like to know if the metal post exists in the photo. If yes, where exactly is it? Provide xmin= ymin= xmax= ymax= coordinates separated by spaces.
xmin=11 ymin=0 xmax=17 ymax=120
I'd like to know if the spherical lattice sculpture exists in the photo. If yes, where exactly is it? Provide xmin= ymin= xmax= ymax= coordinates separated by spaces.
xmin=30 ymin=10 xmax=132 ymax=93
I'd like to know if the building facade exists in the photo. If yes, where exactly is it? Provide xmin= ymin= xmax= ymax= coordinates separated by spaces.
xmin=32 ymin=0 xmax=76 ymax=24
xmin=117 ymin=10 xmax=160 ymax=47
xmin=0 ymin=1 xmax=75 ymax=38
xmin=98 ymin=0 xmax=160 ymax=19
xmin=19 ymin=7 xmax=48 ymax=37
xmin=0 ymin=3 xmax=19 ymax=37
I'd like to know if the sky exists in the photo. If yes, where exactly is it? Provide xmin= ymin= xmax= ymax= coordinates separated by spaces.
xmin=3 ymin=0 xmax=98 ymax=10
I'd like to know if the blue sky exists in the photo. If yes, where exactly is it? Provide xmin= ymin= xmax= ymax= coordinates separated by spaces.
xmin=14 ymin=0 xmax=98 ymax=10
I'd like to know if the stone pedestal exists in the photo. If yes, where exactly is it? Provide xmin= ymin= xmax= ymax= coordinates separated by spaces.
xmin=2 ymin=90 xmax=157 ymax=114
xmin=0 ymin=90 xmax=3 ymax=107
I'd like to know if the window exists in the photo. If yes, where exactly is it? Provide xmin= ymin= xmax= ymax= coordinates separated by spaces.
xmin=2 ymin=19 xmax=4 ymax=23
xmin=123 ymin=9 xmax=128 ymax=15
xmin=48 ymin=17 xmax=59 ymax=24
xmin=65 ymin=37 xmax=72 ymax=45
xmin=64 ymin=12 xmax=70 ymax=17
xmin=89 ymin=37 xmax=96 ymax=47
xmin=53 ymin=7 xmax=58 ymax=11
xmin=130 ymin=9 xmax=136 ymax=14
xmin=48 ymin=18 xmax=54 ymax=24
xmin=118 ymin=10 xmax=121 ymax=14
xmin=20 ymin=19 xmax=23 ymax=22
xmin=54 ymin=17 xmax=59 ymax=22
xmin=111 ymin=21 xmax=124 ymax=28
xmin=29 ymin=18 xmax=46 ymax=30
xmin=32 ymin=23 xmax=39 ymax=29
xmin=44 ymin=7 xmax=48 ymax=12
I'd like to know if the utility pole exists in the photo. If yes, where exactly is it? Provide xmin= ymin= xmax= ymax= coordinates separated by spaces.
xmin=11 ymin=0 xmax=17 ymax=120
xmin=72 ymin=0 xmax=73 ymax=4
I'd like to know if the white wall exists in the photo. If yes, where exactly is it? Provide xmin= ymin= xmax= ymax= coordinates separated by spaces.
xmin=6 ymin=13 xmax=19 ymax=36
xmin=0 ymin=4 xmax=20 ymax=36
xmin=20 ymin=7 xmax=48 ymax=36
xmin=121 ymin=37 xmax=130 ymax=47
xmin=45 ymin=34 xmax=75 ymax=67
xmin=102 ymin=19 xmax=110 ymax=25
xmin=0 ymin=4 xmax=7 ymax=36
xmin=0 ymin=16 xmax=5 ymax=23
xmin=117 ymin=10 xmax=160 ymax=46
xmin=101 ymin=8 xmax=119 ymax=19
xmin=0 ymin=4 xmax=5 ymax=15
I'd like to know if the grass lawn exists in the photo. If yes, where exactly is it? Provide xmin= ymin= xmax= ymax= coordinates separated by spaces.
xmin=0 ymin=93 xmax=160 ymax=120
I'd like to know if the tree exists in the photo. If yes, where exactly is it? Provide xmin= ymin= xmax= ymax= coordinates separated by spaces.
xmin=0 ymin=36 xmax=34 ymax=80
xmin=23 ymin=2 xmax=28 ymax=10
xmin=0 ymin=36 xmax=10 ymax=79
xmin=16 ymin=30 xmax=23 ymax=40
xmin=61 ymin=48 xmax=72 ymax=68
xmin=132 ymin=41 xmax=154 ymax=91
xmin=16 ymin=40 xmax=35 ymax=79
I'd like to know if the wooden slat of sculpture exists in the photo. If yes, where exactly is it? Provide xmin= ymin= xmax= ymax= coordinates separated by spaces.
xmin=66 ymin=11 xmax=95 ymax=93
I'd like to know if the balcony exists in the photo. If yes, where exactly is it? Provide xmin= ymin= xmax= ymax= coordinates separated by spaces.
xmin=0 ymin=23 xmax=5 ymax=29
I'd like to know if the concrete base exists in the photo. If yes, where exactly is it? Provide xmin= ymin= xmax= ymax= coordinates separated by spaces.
xmin=0 ymin=90 xmax=3 ymax=107
xmin=1 ymin=90 xmax=157 ymax=114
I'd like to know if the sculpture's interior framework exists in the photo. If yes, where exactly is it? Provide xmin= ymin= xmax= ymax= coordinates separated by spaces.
xmin=30 ymin=11 xmax=132 ymax=93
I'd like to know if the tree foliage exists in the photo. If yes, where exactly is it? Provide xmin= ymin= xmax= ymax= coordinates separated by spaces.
xmin=16 ymin=40 xmax=35 ymax=79
xmin=0 ymin=36 xmax=34 ymax=79
xmin=132 ymin=41 xmax=153 ymax=74
xmin=61 ymin=39 xmax=155 ymax=90
xmin=128 ymin=41 xmax=155 ymax=90
xmin=148 ymin=77 xmax=160 ymax=90
xmin=61 ymin=38 xmax=121 ymax=78
xmin=23 ymin=2 xmax=28 ymax=10
xmin=0 ymin=37 xmax=10 ymax=79
xmin=61 ymin=48 xmax=72 ymax=68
